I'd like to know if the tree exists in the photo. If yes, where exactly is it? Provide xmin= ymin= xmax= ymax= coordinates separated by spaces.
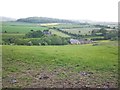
xmin=4 ymin=31 xmax=7 ymax=33
xmin=78 ymin=31 xmax=81 ymax=33
xmin=99 ymin=28 xmax=107 ymax=36
xmin=14 ymin=39 xmax=29 ymax=45
xmin=91 ymin=30 xmax=96 ymax=36
xmin=30 ymin=29 xmax=34 ymax=32
xmin=104 ymin=30 xmax=118 ymax=40
xmin=42 ymin=37 xmax=51 ymax=45
xmin=50 ymin=35 xmax=62 ymax=45
xmin=27 ymin=41 xmax=33 ymax=46
xmin=25 ymin=30 xmax=44 ymax=38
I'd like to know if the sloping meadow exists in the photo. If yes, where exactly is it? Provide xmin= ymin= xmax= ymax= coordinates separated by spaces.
xmin=2 ymin=42 xmax=118 ymax=88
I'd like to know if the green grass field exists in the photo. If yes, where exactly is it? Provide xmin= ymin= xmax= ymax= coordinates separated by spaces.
xmin=62 ymin=28 xmax=100 ymax=35
xmin=2 ymin=21 xmax=118 ymax=88
xmin=2 ymin=22 xmax=96 ymax=36
xmin=50 ymin=29 xmax=70 ymax=37
xmin=2 ymin=22 xmax=48 ymax=33
xmin=51 ymin=23 xmax=93 ymax=29
xmin=2 ymin=22 xmax=101 ymax=38
xmin=2 ymin=33 xmax=25 ymax=38
xmin=2 ymin=41 xmax=118 ymax=88
xmin=2 ymin=22 xmax=71 ymax=38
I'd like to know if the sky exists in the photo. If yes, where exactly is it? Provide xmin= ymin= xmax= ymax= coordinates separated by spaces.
xmin=0 ymin=0 xmax=119 ymax=22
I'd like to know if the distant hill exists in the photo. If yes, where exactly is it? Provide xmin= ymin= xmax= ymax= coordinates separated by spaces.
xmin=0 ymin=16 xmax=16 ymax=22
xmin=16 ymin=17 xmax=79 ymax=23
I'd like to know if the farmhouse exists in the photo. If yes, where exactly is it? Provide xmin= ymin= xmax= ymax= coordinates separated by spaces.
xmin=43 ymin=30 xmax=52 ymax=35
xmin=70 ymin=39 xmax=80 ymax=44
xmin=70 ymin=39 xmax=92 ymax=45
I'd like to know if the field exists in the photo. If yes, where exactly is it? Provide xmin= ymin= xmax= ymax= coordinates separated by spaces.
xmin=2 ymin=41 xmax=118 ymax=88
xmin=51 ymin=23 xmax=93 ymax=29
xmin=2 ymin=22 xmax=72 ymax=38
xmin=49 ymin=29 xmax=70 ymax=37
xmin=2 ymin=22 xmax=48 ymax=34
xmin=62 ymin=28 xmax=100 ymax=35
xmin=2 ymin=22 xmax=96 ymax=39
xmin=2 ymin=33 xmax=24 ymax=39
xmin=2 ymin=21 xmax=118 ymax=88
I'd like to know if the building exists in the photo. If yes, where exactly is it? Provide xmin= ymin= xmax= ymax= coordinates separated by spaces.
xmin=43 ymin=30 xmax=52 ymax=35
xmin=70 ymin=39 xmax=92 ymax=45
xmin=70 ymin=39 xmax=80 ymax=44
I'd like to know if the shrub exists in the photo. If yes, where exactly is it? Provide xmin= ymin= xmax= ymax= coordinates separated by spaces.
xmin=25 ymin=30 xmax=43 ymax=38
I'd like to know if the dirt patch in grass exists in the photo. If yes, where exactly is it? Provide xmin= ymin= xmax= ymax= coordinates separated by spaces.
xmin=2 ymin=67 xmax=118 ymax=88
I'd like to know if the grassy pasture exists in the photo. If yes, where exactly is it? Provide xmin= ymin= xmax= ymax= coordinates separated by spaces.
xmin=49 ymin=29 xmax=70 ymax=37
xmin=2 ymin=22 xmax=48 ymax=34
xmin=2 ymin=41 xmax=118 ymax=88
xmin=1 ymin=22 xmax=118 ymax=88
xmin=2 ymin=33 xmax=25 ymax=38
xmin=52 ymin=23 xmax=92 ymax=29
xmin=62 ymin=28 xmax=99 ymax=35
xmin=2 ymin=22 xmax=71 ymax=38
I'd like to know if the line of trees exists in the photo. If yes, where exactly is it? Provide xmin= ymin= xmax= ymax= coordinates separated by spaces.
xmin=2 ymin=30 xmax=69 ymax=45
xmin=54 ymin=27 xmax=118 ymax=40
xmin=2 ymin=27 xmax=118 ymax=45
xmin=53 ymin=27 xmax=83 ymax=38
xmin=91 ymin=28 xmax=118 ymax=40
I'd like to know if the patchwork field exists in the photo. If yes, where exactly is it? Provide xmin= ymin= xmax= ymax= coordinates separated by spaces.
xmin=51 ymin=23 xmax=92 ymax=29
xmin=2 ymin=41 xmax=118 ymax=88
xmin=2 ymin=21 xmax=118 ymax=88
xmin=62 ymin=28 xmax=100 ymax=35
xmin=2 ymin=22 xmax=71 ymax=38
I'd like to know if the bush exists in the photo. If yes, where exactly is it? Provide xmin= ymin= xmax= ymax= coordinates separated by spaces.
xmin=50 ymin=35 xmax=62 ymax=45
xmin=27 ymin=41 xmax=33 ymax=46
xmin=91 ymin=38 xmax=106 ymax=41
xmin=14 ymin=39 xmax=29 ymax=45
xmin=41 ymin=42 xmax=48 ymax=46
xmin=25 ymin=30 xmax=43 ymax=38
xmin=92 ymin=43 xmax=99 ymax=46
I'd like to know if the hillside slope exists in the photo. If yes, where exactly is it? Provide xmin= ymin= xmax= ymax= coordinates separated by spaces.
xmin=17 ymin=17 xmax=79 ymax=23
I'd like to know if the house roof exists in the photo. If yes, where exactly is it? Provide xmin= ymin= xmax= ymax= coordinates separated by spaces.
xmin=70 ymin=39 xmax=80 ymax=43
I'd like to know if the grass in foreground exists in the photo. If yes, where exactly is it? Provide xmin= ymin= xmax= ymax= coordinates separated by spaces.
xmin=2 ymin=42 xmax=118 ymax=88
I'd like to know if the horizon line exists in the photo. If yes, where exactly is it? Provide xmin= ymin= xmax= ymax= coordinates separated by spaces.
xmin=1 ymin=16 xmax=118 ymax=23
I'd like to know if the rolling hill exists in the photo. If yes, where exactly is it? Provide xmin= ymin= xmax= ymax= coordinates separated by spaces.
xmin=16 ymin=17 xmax=79 ymax=23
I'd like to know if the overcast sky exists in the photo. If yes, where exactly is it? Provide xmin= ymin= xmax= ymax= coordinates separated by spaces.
xmin=0 ymin=0 xmax=119 ymax=22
